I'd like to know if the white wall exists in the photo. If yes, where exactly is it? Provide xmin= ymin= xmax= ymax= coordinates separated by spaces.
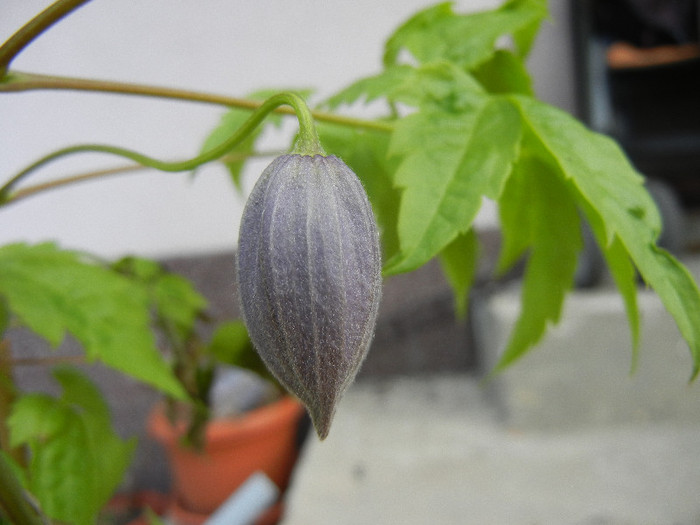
xmin=0 ymin=0 xmax=574 ymax=259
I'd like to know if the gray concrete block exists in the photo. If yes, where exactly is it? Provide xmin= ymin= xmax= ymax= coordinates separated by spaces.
xmin=474 ymin=262 xmax=700 ymax=430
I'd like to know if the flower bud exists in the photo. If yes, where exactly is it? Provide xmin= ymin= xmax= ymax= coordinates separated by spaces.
xmin=237 ymin=154 xmax=382 ymax=439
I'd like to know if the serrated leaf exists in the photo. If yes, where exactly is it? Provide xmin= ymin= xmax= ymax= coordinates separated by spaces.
xmin=495 ymin=161 xmax=582 ymax=371
xmin=324 ymin=65 xmax=415 ymax=110
xmin=200 ymin=89 xmax=312 ymax=189
xmin=439 ymin=228 xmax=480 ymax=318
xmin=383 ymin=3 xmax=453 ymax=67
xmin=581 ymin=201 xmax=641 ymax=367
xmin=383 ymin=0 xmax=548 ymax=69
xmin=497 ymin=155 xmax=534 ymax=275
xmin=0 ymin=243 xmax=186 ymax=399
xmin=326 ymin=61 xmax=484 ymax=114
xmin=515 ymin=96 xmax=700 ymax=377
xmin=385 ymin=96 xmax=521 ymax=275
xmin=9 ymin=368 xmax=135 ymax=525
xmin=318 ymin=122 xmax=401 ymax=260
xmin=472 ymin=49 xmax=534 ymax=96
xmin=504 ymin=0 xmax=548 ymax=58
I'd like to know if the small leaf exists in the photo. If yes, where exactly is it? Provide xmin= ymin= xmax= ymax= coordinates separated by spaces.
xmin=581 ymin=201 xmax=641 ymax=366
xmin=113 ymin=256 xmax=207 ymax=344
xmin=504 ymin=0 xmax=549 ymax=58
xmin=439 ymin=229 xmax=480 ymax=318
xmin=199 ymin=89 xmax=313 ymax=189
xmin=472 ymin=49 xmax=534 ymax=96
xmin=383 ymin=3 xmax=454 ymax=67
xmin=385 ymin=96 xmax=521 ymax=274
xmin=326 ymin=61 xmax=484 ymax=114
xmin=495 ymin=161 xmax=582 ymax=371
xmin=383 ymin=0 xmax=548 ymax=69
xmin=0 ymin=243 xmax=186 ymax=399
xmin=496 ymin=155 xmax=534 ymax=275
xmin=324 ymin=65 xmax=415 ymax=110
xmin=207 ymin=321 xmax=271 ymax=381
xmin=9 ymin=368 xmax=136 ymax=525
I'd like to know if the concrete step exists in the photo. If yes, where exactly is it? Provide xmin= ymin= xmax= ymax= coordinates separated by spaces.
xmin=473 ymin=256 xmax=700 ymax=431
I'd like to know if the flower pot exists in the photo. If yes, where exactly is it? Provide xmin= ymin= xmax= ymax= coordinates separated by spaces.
xmin=148 ymin=395 xmax=307 ymax=521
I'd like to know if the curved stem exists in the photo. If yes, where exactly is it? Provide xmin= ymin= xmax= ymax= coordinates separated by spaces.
xmin=2 ymin=150 xmax=283 ymax=206
xmin=0 ymin=71 xmax=395 ymax=134
xmin=0 ymin=0 xmax=94 ymax=75
xmin=0 ymin=93 xmax=320 ymax=200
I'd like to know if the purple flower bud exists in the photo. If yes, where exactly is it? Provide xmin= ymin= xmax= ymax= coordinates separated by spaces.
xmin=237 ymin=154 xmax=382 ymax=439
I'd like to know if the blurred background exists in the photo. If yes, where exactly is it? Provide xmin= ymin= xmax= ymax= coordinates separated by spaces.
xmin=2 ymin=1 xmax=700 ymax=524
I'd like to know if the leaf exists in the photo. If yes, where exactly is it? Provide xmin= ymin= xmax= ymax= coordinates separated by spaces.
xmin=383 ymin=3 xmax=453 ymax=67
xmin=317 ymin=122 xmax=401 ymax=260
xmin=113 ymin=256 xmax=207 ymax=344
xmin=383 ymin=0 xmax=548 ymax=69
xmin=324 ymin=65 xmax=416 ymax=110
xmin=439 ymin=228 xmax=480 ymax=318
xmin=0 ymin=243 xmax=186 ymax=399
xmin=516 ymin=96 xmax=700 ymax=377
xmin=495 ymin=159 xmax=582 ymax=371
xmin=9 ymin=367 xmax=136 ymax=525
xmin=207 ymin=321 xmax=271 ymax=381
xmin=472 ymin=49 xmax=534 ymax=96
xmin=505 ymin=0 xmax=549 ymax=58
xmin=581 ymin=201 xmax=641 ymax=367
xmin=326 ymin=61 xmax=484 ymax=113
xmin=385 ymin=96 xmax=521 ymax=275
xmin=496 ymin=155 xmax=534 ymax=275
xmin=200 ymin=89 xmax=312 ymax=189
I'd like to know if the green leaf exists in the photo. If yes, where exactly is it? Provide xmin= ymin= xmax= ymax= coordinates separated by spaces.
xmin=385 ymin=96 xmax=521 ymax=274
xmin=318 ymin=122 xmax=401 ymax=260
xmin=200 ymin=89 xmax=312 ymax=189
xmin=113 ymin=256 xmax=208 ymax=345
xmin=326 ymin=61 xmax=484 ymax=113
xmin=496 ymin=155 xmax=533 ymax=275
xmin=517 ymin=97 xmax=700 ymax=376
xmin=439 ymin=228 xmax=480 ymax=318
xmin=582 ymin=201 xmax=641 ymax=367
xmin=207 ymin=321 xmax=271 ymax=380
xmin=0 ymin=243 xmax=186 ymax=398
xmin=383 ymin=0 xmax=548 ymax=69
xmin=472 ymin=49 xmax=534 ymax=96
xmin=324 ymin=65 xmax=416 ymax=110
xmin=495 ymin=159 xmax=582 ymax=370
xmin=383 ymin=3 xmax=453 ymax=67
xmin=505 ymin=0 xmax=549 ymax=58
xmin=9 ymin=367 xmax=136 ymax=525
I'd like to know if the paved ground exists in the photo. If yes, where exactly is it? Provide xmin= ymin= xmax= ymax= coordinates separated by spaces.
xmin=283 ymin=375 xmax=700 ymax=525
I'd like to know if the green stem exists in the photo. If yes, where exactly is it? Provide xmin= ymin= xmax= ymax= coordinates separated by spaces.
xmin=0 ymin=70 xmax=395 ymax=133
xmin=1 ymin=150 xmax=283 ymax=207
xmin=0 ymin=0 xmax=94 ymax=75
xmin=0 ymin=341 xmax=47 ymax=524
xmin=0 ymin=92 xmax=321 ymax=200
xmin=0 ymin=454 xmax=48 ymax=525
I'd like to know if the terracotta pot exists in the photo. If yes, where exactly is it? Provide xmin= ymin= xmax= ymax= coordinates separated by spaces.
xmin=148 ymin=396 xmax=307 ymax=519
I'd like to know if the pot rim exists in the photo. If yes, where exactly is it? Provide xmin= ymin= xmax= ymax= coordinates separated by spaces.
xmin=148 ymin=395 xmax=304 ymax=448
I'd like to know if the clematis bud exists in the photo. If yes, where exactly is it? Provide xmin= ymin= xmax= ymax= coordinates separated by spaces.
xmin=237 ymin=154 xmax=382 ymax=439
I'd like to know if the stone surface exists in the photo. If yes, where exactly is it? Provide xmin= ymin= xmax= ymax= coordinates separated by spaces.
xmin=473 ymin=257 xmax=700 ymax=431
xmin=284 ymin=375 xmax=700 ymax=525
